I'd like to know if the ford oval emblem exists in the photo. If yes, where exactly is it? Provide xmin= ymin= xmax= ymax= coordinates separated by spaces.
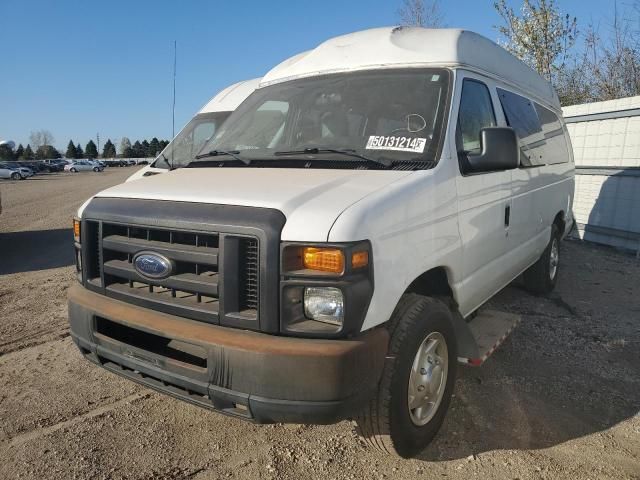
xmin=133 ymin=252 xmax=173 ymax=279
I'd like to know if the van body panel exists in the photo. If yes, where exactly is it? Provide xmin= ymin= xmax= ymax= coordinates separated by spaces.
xmin=95 ymin=167 xmax=413 ymax=242
xmin=328 ymin=159 xmax=462 ymax=331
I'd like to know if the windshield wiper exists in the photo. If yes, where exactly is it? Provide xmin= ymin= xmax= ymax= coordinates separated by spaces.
xmin=194 ymin=150 xmax=250 ymax=165
xmin=160 ymin=153 xmax=175 ymax=171
xmin=274 ymin=147 xmax=392 ymax=167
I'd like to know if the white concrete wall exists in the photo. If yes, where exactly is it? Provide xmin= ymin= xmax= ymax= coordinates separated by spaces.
xmin=563 ymin=96 xmax=640 ymax=253
xmin=566 ymin=117 xmax=640 ymax=167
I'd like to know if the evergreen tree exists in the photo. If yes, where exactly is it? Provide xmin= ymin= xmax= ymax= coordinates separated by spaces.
xmin=141 ymin=140 xmax=150 ymax=157
xmin=102 ymin=139 xmax=116 ymax=158
xmin=0 ymin=144 xmax=14 ymax=160
xmin=76 ymin=143 xmax=84 ymax=158
xmin=65 ymin=140 xmax=77 ymax=159
xmin=35 ymin=145 xmax=61 ymax=159
xmin=148 ymin=137 xmax=160 ymax=157
xmin=132 ymin=140 xmax=143 ymax=158
xmin=123 ymin=146 xmax=134 ymax=158
xmin=15 ymin=144 xmax=24 ymax=160
xmin=85 ymin=140 xmax=98 ymax=159
xmin=23 ymin=144 xmax=34 ymax=160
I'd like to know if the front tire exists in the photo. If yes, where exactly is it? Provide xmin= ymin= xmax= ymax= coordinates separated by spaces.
xmin=523 ymin=224 xmax=560 ymax=294
xmin=93 ymin=167 xmax=99 ymax=172
xmin=11 ymin=172 xmax=20 ymax=180
xmin=70 ymin=168 xmax=77 ymax=173
xmin=356 ymin=294 xmax=457 ymax=458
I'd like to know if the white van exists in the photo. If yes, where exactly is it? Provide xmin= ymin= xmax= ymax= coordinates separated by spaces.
xmin=126 ymin=78 xmax=260 ymax=182
xmin=68 ymin=28 xmax=574 ymax=458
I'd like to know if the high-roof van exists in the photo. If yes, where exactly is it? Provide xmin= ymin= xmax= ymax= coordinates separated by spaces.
xmin=69 ymin=27 xmax=574 ymax=458
xmin=126 ymin=78 xmax=260 ymax=182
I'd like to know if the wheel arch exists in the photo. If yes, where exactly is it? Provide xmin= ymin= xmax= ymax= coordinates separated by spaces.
xmin=401 ymin=267 xmax=478 ymax=359
xmin=404 ymin=266 xmax=456 ymax=305
xmin=553 ymin=210 xmax=566 ymax=236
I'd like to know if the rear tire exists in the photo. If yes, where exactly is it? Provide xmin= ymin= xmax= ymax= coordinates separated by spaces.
xmin=523 ymin=224 xmax=560 ymax=294
xmin=355 ymin=294 xmax=457 ymax=458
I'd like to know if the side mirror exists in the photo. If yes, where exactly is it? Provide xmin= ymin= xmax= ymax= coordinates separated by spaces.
xmin=464 ymin=127 xmax=519 ymax=174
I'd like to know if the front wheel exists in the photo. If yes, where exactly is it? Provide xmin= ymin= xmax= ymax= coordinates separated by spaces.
xmin=93 ymin=167 xmax=99 ymax=172
xmin=11 ymin=172 xmax=20 ymax=180
xmin=523 ymin=224 xmax=560 ymax=294
xmin=70 ymin=168 xmax=77 ymax=173
xmin=356 ymin=294 xmax=457 ymax=458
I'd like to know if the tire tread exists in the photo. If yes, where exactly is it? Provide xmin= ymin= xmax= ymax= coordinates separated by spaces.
xmin=356 ymin=294 xmax=450 ymax=456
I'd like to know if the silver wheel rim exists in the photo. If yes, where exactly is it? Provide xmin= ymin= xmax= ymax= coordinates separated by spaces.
xmin=549 ymin=238 xmax=559 ymax=280
xmin=407 ymin=332 xmax=448 ymax=426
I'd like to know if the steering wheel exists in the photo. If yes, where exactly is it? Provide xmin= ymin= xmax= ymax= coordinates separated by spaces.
xmin=387 ymin=127 xmax=412 ymax=136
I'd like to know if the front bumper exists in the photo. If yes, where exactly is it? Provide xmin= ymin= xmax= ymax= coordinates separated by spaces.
xmin=68 ymin=284 xmax=388 ymax=424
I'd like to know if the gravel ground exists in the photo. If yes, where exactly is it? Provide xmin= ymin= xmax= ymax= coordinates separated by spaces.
xmin=0 ymin=169 xmax=638 ymax=480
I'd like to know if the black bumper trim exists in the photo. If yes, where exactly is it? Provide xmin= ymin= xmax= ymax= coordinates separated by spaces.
xmin=73 ymin=333 xmax=373 ymax=424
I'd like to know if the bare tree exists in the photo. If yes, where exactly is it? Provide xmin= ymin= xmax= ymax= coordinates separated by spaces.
xmin=493 ymin=0 xmax=577 ymax=83
xmin=397 ymin=0 xmax=444 ymax=28
xmin=29 ymin=130 xmax=55 ymax=149
xmin=581 ymin=3 xmax=640 ymax=101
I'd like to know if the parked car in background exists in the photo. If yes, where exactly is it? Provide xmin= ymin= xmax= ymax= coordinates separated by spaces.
xmin=42 ymin=159 xmax=66 ymax=172
xmin=0 ymin=163 xmax=25 ymax=180
xmin=65 ymin=160 xmax=104 ymax=172
xmin=102 ymin=159 xmax=125 ymax=167
xmin=18 ymin=161 xmax=45 ymax=173
xmin=1 ymin=163 xmax=34 ymax=178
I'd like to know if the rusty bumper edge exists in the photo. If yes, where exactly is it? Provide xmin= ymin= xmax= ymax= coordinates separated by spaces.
xmin=68 ymin=284 xmax=389 ymax=424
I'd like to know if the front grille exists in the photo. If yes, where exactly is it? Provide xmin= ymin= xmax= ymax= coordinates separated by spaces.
xmin=239 ymin=238 xmax=259 ymax=311
xmin=83 ymin=220 xmax=259 ymax=327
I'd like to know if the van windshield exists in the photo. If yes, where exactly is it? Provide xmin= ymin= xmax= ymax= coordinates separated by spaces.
xmin=193 ymin=69 xmax=451 ymax=168
xmin=153 ymin=111 xmax=232 ymax=169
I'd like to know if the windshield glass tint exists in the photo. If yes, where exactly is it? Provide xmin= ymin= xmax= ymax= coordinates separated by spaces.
xmin=154 ymin=111 xmax=231 ymax=169
xmin=196 ymin=69 xmax=450 ymax=166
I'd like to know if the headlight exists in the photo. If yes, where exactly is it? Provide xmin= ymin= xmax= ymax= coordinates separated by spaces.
xmin=304 ymin=287 xmax=344 ymax=326
xmin=280 ymin=241 xmax=373 ymax=337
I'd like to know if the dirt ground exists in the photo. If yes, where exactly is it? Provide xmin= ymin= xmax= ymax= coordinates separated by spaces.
xmin=0 ymin=168 xmax=638 ymax=480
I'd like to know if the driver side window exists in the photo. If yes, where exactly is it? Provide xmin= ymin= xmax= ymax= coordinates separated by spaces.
xmin=457 ymin=79 xmax=496 ymax=154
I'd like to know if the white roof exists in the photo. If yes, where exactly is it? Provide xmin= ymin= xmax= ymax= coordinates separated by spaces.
xmin=198 ymin=77 xmax=261 ymax=113
xmin=261 ymin=27 xmax=559 ymax=108
xmin=563 ymin=95 xmax=640 ymax=117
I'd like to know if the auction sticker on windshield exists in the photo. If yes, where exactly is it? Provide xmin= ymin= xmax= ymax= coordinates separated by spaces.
xmin=365 ymin=136 xmax=426 ymax=153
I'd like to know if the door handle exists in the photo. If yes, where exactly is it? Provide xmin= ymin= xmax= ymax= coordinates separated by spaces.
xmin=504 ymin=205 xmax=511 ymax=227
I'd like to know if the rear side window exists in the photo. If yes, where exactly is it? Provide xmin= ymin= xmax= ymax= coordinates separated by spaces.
xmin=497 ymin=88 xmax=544 ymax=166
xmin=457 ymin=79 xmax=496 ymax=154
xmin=534 ymin=104 xmax=569 ymax=164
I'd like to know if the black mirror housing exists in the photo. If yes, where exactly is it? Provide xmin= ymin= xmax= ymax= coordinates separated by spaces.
xmin=464 ymin=127 xmax=519 ymax=174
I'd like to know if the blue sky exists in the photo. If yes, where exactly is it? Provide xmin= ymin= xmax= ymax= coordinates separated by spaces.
xmin=0 ymin=0 xmax=620 ymax=151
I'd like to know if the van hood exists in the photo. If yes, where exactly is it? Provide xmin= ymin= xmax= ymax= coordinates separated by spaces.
xmin=91 ymin=167 xmax=412 ymax=241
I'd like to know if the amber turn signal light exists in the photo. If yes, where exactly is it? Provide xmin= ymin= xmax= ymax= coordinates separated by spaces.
xmin=73 ymin=218 xmax=81 ymax=242
xmin=303 ymin=247 xmax=345 ymax=274
xmin=351 ymin=250 xmax=369 ymax=269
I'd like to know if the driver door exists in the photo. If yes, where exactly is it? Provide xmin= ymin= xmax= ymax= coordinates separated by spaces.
xmin=454 ymin=74 xmax=513 ymax=316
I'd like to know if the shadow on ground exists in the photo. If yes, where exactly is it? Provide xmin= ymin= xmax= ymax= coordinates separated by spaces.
xmin=414 ymin=265 xmax=640 ymax=461
xmin=0 ymin=228 xmax=74 ymax=274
